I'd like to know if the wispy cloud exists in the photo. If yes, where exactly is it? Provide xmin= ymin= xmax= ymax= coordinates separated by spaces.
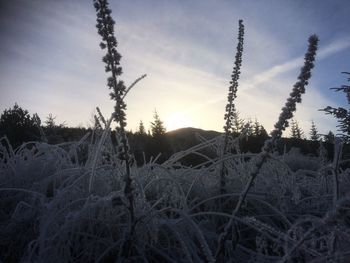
xmin=1 ymin=0 xmax=349 ymax=135
xmin=120 ymin=27 xmax=350 ymax=133
xmin=318 ymin=37 xmax=350 ymax=59
xmin=242 ymin=37 xmax=350 ymax=92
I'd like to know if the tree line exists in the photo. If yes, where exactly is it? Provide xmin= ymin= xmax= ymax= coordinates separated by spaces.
xmin=0 ymin=103 xmax=344 ymax=166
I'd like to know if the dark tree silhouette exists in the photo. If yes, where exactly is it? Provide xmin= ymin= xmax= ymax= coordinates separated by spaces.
xmin=137 ymin=120 xmax=146 ymax=135
xmin=45 ymin=113 xmax=57 ymax=128
xmin=145 ymin=110 xmax=169 ymax=162
xmin=251 ymin=119 xmax=268 ymax=138
xmin=231 ymin=110 xmax=245 ymax=136
xmin=309 ymin=120 xmax=320 ymax=141
xmin=150 ymin=110 xmax=166 ymax=137
xmin=290 ymin=119 xmax=304 ymax=139
xmin=0 ymin=103 xmax=40 ymax=147
xmin=322 ymin=72 xmax=350 ymax=140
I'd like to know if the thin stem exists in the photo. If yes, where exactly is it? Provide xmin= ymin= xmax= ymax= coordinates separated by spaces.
xmin=332 ymin=137 xmax=343 ymax=205
xmin=215 ymin=34 xmax=319 ymax=260
xmin=122 ymin=74 xmax=147 ymax=100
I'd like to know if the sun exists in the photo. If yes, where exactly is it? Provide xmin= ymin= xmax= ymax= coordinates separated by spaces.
xmin=164 ymin=112 xmax=194 ymax=131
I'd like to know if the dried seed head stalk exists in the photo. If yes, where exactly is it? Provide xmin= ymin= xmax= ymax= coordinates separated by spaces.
xmin=224 ymin=19 xmax=244 ymax=135
xmin=216 ymin=34 xmax=319 ymax=260
xmin=263 ymin=34 xmax=319 ymax=152
xmin=93 ymin=0 xmax=134 ymax=221
xmin=94 ymin=0 xmax=125 ymax=123
xmin=219 ymin=20 xmax=244 ymax=194
xmin=248 ymin=34 xmax=319 ymax=215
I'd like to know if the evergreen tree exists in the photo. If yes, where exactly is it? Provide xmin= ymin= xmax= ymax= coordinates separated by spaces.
xmin=0 ymin=103 xmax=40 ymax=147
xmin=253 ymin=119 xmax=260 ymax=136
xmin=45 ymin=113 xmax=66 ymax=129
xmin=146 ymin=110 xmax=170 ymax=163
xmin=150 ymin=110 xmax=166 ymax=137
xmin=290 ymin=119 xmax=304 ymax=139
xmin=290 ymin=119 xmax=297 ymax=138
xmin=309 ymin=120 xmax=320 ymax=141
xmin=45 ymin=113 xmax=57 ymax=129
xmin=296 ymin=124 xmax=304 ymax=139
xmin=231 ymin=110 xmax=245 ymax=135
xmin=251 ymin=119 xmax=267 ymax=137
xmin=137 ymin=120 xmax=146 ymax=135
xmin=259 ymin=126 xmax=268 ymax=138
xmin=322 ymin=72 xmax=350 ymax=140
xmin=245 ymin=119 xmax=253 ymax=136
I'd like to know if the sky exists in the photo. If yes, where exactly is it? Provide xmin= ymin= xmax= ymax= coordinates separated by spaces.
xmin=0 ymin=0 xmax=350 ymax=137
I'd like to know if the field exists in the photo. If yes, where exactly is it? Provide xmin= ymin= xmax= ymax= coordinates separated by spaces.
xmin=1 ymin=0 xmax=350 ymax=262
xmin=1 ymin=126 xmax=350 ymax=262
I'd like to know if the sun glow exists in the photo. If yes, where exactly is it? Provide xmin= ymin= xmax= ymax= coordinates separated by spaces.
xmin=164 ymin=112 xmax=194 ymax=131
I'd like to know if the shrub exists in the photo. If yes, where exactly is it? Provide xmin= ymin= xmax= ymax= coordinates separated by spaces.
xmin=0 ymin=103 xmax=40 ymax=147
xmin=322 ymin=72 xmax=350 ymax=140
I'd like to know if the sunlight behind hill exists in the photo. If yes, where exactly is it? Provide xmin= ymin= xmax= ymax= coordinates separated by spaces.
xmin=164 ymin=111 xmax=195 ymax=131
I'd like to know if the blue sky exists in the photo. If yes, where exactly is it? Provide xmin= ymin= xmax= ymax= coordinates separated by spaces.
xmin=1 ymin=0 xmax=349 ymax=137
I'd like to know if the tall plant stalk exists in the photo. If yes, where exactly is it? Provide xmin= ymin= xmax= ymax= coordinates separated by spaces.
xmin=332 ymin=137 xmax=342 ymax=206
xmin=93 ymin=0 xmax=135 ymax=253
xmin=215 ymin=34 xmax=319 ymax=260
xmin=220 ymin=19 xmax=244 ymax=194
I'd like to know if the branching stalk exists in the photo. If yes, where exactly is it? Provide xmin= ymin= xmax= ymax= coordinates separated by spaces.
xmin=122 ymin=74 xmax=147 ymax=100
xmin=93 ymin=0 xmax=141 ymax=257
xmin=215 ymin=34 xmax=319 ymax=260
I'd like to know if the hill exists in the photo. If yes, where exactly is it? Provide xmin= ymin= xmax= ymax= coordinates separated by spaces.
xmin=165 ymin=127 xmax=220 ymax=153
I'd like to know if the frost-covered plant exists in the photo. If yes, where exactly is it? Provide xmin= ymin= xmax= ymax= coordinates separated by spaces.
xmin=93 ymin=0 xmax=131 ymax=168
xmin=215 ymin=34 xmax=319 ymax=260
xmin=268 ymin=35 xmax=318 ymax=144
xmin=223 ymin=19 xmax=245 ymax=136
xmin=220 ymin=19 xmax=244 ymax=194
xmin=93 ymin=0 xmax=135 ymax=257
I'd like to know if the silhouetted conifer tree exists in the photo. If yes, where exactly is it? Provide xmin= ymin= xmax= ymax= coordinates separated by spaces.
xmin=230 ymin=110 xmax=244 ymax=136
xmin=245 ymin=119 xmax=253 ymax=136
xmin=309 ymin=120 xmax=320 ymax=141
xmin=290 ymin=119 xmax=304 ymax=139
xmin=145 ymin=111 xmax=169 ymax=163
xmin=150 ymin=110 xmax=166 ymax=137
xmin=322 ymin=72 xmax=350 ymax=140
xmin=137 ymin=120 xmax=146 ymax=135
xmin=252 ymin=119 xmax=268 ymax=138
xmin=0 ymin=103 xmax=40 ymax=147
xmin=45 ymin=113 xmax=57 ymax=129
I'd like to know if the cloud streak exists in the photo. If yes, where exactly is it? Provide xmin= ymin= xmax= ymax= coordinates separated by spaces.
xmin=242 ymin=37 xmax=350 ymax=92
xmin=1 ymin=0 xmax=349 ymax=136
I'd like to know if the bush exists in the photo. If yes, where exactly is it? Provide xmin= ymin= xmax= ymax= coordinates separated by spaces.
xmin=0 ymin=104 xmax=40 ymax=147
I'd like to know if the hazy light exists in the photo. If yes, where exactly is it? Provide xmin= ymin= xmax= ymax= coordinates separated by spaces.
xmin=164 ymin=112 xmax=194 ymax=131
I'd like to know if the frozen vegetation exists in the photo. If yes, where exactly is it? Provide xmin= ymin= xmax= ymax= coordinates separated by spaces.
xmin=1 ymin=0 xmax=350 ymax=262
xmin=1 ymin=123 xmax=350 ymax=262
